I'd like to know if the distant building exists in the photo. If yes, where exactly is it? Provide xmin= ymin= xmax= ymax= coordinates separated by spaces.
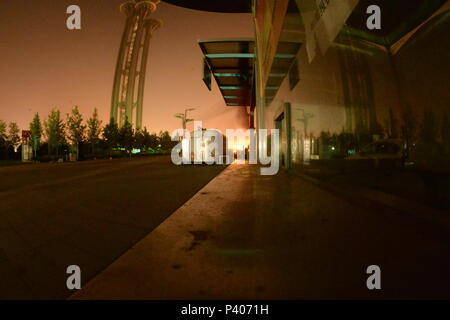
xmin=21 ymin=130 xmax=33 ymax=162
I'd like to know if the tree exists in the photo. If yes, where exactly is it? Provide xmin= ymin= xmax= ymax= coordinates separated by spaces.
xmin=140 ymin=127 xmax=157 ymax=151
xmin=148 ymin=132 xmax=159 ymax=150
xmin=103 ymin=118 xmax=119 ymax=157
xmin=66 ymin=106 xmax=86 ymax=160
xmin=119 ymin=117 xmax=134 ymax=158
xmin=87 ymin=108 xmax=102 ymax=156
xmin=158 ymin=130 xmax=174 ymax=151
xmin=0 ymin=120 xmax=6 ymax=151
xmin=134 ymin=128 xmax=145 ymax=151
xmin=29 ymin=113 xmax=42 ymax=159
xmin=44 ymin=108 xmax=66 ymax=156
xmin=142 ymin=127 xmax=151 ymax=151
xmin=0 ymin=120 xmax=6 ymax=140
xmin=7 ymin=122 xmax=21 ymax=151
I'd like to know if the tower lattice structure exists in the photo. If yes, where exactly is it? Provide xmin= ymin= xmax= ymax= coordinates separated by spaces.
xmin=111 ymin=0 xmax=162 ymax=129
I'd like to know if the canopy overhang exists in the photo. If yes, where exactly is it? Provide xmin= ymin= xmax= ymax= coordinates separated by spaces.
xmin=199 ymin=39 xmax=255 ymax=107
xmin=163 ymin=0 xmax=252 ymax=13
xmin=199 ymin=38 xmax=301 ymax=107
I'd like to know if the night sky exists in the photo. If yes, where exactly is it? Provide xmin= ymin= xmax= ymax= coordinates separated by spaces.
xmin=0 ymin=0 xmax=253 ymax=133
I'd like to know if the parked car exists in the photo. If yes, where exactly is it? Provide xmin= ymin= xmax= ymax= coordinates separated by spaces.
xmin=346 ymin=139 xmax=406 ymax=168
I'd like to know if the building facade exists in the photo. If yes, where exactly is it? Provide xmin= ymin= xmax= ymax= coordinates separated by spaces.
xmin=253 ymin=0 xmax=450 ymax=170
xmin=164 ymin=0 xmax=450 ymax=171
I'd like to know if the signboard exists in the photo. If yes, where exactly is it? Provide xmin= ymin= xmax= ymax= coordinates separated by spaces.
xmin=296 ymin=0 xmax=359 ymax=62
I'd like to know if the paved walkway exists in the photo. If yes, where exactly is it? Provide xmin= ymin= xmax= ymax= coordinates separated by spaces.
xmin=72 ymin=164 xmax=450 ymax=299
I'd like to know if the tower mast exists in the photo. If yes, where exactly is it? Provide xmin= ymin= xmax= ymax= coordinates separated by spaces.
xmin=111 ymin=0 xmax=162 ymax=129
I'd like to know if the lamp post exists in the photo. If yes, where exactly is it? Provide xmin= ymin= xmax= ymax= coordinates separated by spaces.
xmin=175 ymin=107 xmax=196 ymax=130
xmin=296 ymin=108 xmax=315 ymax=163
xmin=184 ymin=107 xmax=196 ymax=130
xmin=296 ymin=108 xmax=314 ymax=136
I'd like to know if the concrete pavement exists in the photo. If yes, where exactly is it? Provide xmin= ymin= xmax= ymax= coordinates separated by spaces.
xmin=0 ymin=156 xmax=226 ymax=299
xmin=71 ymin=163 xmax=450 ymax=299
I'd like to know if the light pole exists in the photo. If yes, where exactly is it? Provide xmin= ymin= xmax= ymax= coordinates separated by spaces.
xmin=296 ymin=108 xmax=315 ymax=162
xmin=175 ymin=107 xmax=196 ymax=130
xmin=296 ymin=108 xmax=314 ymax=136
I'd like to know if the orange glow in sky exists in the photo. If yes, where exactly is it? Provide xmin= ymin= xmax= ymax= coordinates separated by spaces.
xmin=0 ymin=0 xmax=253 ymax=134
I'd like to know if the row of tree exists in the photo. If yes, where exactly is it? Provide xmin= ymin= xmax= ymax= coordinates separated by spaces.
xmin=0 ymin=106 xmax=176 ymax=161
xmin=102 ymin=117 xmax=175 ymax=158
xmin=0 ymin=121 xmax=21 ymax=160
xmin=316 ymin=107 xmax=450 ymax=161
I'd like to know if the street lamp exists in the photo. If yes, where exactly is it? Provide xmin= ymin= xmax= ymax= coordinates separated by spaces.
xmin=174 ymin=107 xmax=196 ymax=130
xmin=184 ymin=107 xmax=196 ymax=131
xmin=296 ymin=108 xmax=314 ymax=136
